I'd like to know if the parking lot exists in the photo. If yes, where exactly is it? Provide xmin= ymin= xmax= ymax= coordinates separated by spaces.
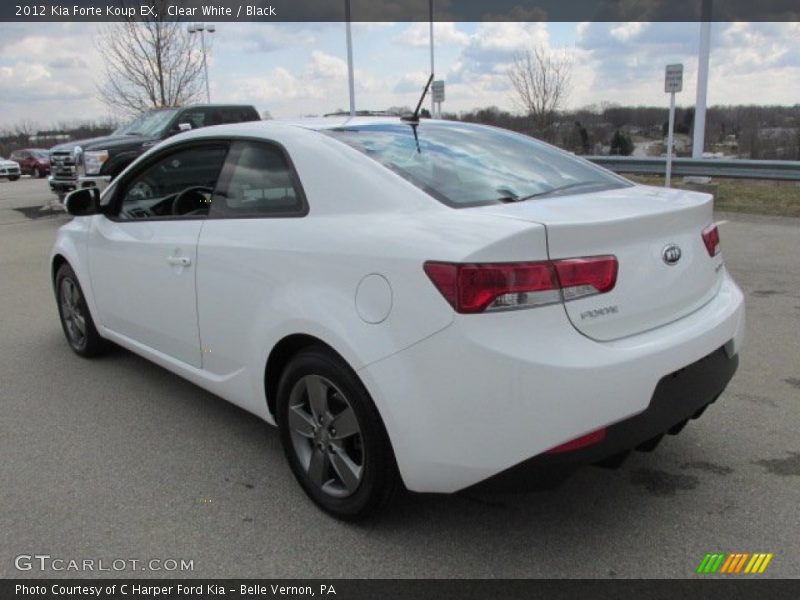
xmin=1 ymin=176 xmax=798 ymax=578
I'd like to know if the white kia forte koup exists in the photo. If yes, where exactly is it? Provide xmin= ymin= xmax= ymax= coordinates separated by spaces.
xmin=51 ymin=118 xmax=745 ymax=519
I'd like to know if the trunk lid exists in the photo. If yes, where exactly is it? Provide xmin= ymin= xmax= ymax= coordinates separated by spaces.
xmin=471 ymin=185 xmax=724 ymax=341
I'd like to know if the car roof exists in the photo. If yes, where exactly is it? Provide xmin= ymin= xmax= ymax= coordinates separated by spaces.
xmin=178 ymin=116 xmax=452 ymax=136
xmin=163 ymin=116 xmax=481 ymax=149
xmin=180 ymin=104 xmax=257 ymax=110
xmin=141 ymin=104 xmax=256 ymax=114
xmin=295 ymin=116 xmax=415 ymax=130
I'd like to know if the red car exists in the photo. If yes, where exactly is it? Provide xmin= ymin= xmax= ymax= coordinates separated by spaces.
xmin=9 ymin=148 xmax=50 ymax=178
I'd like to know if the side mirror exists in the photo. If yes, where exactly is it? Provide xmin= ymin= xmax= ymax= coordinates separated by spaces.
xmin=65 ymin=187 xmax=102 ymax=216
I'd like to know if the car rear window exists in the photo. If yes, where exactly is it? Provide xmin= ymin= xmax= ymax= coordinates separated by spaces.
xmin=322 ymin=122 xmax=630 ymax=208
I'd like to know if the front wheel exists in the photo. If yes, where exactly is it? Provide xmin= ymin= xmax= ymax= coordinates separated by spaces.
xmin=55 ymin=264 xmax=109 ymax=357
xmin=9 ymin=175 xmax=19 ymax=181
xmin=33 ymin=167 xmax=41 ymax=178
xmin=276 ymin=347 xmax=399 ymax=521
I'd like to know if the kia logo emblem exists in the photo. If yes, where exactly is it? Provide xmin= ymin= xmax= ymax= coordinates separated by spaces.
xmin=662 ymin=243 xmax=682 ymax=266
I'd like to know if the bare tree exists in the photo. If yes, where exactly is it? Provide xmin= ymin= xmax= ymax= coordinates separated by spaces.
xmin=97 ymin=1 xmax=206 ymax=114
xmin=13 ymin=118 xmax=37 ymax=139
xmin=507 ymin=46 xmax=572 ymax=134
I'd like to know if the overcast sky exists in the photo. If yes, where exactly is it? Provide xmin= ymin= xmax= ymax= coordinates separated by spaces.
xmin=0 ymin=21 xmax=798 ymax=129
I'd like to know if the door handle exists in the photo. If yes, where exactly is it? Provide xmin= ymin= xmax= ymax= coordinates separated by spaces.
xmin=166 ymin=256 xmax=192 ymax=267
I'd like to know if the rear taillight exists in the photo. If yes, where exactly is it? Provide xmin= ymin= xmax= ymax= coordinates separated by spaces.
xmin=702 ymin=224 xmax=720 ymax=257
xmin=553 ymin=257 xmax=618 ymax=300
xmin=424 ymin=256 xmax=618 ymax=314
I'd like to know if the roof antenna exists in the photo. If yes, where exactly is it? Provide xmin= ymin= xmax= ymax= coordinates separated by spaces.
xmin=402 ymin=73 xmax=434 ymax=123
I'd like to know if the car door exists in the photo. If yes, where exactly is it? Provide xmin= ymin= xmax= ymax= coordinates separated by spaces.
xmin=195 ymin=140 xmax=308 ymax=380
xmin=88 ymin=141 xmax=229 ymax=367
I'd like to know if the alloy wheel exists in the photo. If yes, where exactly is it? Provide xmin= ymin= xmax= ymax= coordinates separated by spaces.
xmin=287 ymin=374 xmax=364 ymax=498
xmin=60 ymin=277 xmax=87 ymax=349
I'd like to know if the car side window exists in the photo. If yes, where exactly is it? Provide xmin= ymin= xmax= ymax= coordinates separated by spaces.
xmin=204 ymin=108 xmax=226 ymax=126
xmin=179 ymin=110 xmax=207 ymax=130
xmin=211 ymin=141 xmax=306 ymax=218
xmin=116 ymin=144 xmax=228 ymax=220
xmin=218 ymin=108 xmax=258 ymax=124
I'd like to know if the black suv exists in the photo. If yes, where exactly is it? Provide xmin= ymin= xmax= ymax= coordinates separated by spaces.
xmin=48 ymin=104 xmax=260 ymax=202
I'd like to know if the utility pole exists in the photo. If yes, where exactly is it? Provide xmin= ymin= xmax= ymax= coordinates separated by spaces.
xmin=692 ymin=0 xmax=712 ymax=158
xmin=188 ymin=23 xmax=215 ymax=103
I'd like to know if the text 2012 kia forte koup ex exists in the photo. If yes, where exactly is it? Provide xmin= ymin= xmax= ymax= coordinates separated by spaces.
xmin=51 ymin=118 xmax=744 ymax=520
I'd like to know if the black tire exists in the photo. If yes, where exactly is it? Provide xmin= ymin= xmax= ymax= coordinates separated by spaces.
xmin=55 ymin=263 xmax=109 ymax=358
xmin=33 ymin=167 xmax=41 ymax=178
xmin=9 ymin=175 xmax=19 ymax=181
xmin=276 ymin=346 xmax=399 ymax=521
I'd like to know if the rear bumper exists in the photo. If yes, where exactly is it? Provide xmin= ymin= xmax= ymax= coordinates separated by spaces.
xmin=359 ymin=270 xmax=745 ymax=493
xmin=469 ymin=345 xmax=738 ymax=492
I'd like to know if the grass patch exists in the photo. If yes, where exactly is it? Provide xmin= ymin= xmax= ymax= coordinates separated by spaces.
xmin=628 ymin=175 xmax=800 ymax=218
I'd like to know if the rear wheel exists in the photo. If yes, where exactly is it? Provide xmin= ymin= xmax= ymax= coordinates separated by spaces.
xmin=55 ymin=264 xmax=109 ymax=357
xmin=276 ymin=346 xmax=399 ymax=520
xmin=33 ymin=167 xmax=41 ymax=178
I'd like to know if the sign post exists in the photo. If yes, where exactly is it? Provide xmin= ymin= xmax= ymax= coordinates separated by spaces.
xmin=664 ymin=64 xmax=683 ymax=187
xmin=431 ymin=80 xmax=445 ymax=118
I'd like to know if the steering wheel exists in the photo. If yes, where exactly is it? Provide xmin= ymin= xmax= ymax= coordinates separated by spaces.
xmin=127 ymin=180 xmax=155 ymax=201
xmin=172 ymin=186 xmax=213 ymax=216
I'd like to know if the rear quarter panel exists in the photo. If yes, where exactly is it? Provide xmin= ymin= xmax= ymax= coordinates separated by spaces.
xmin=194 ymin=127 xmax=550 ymax=420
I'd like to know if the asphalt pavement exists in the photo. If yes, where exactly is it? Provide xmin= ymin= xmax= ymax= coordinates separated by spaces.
xmin=1 ymin=177 xmax=798 ymax=578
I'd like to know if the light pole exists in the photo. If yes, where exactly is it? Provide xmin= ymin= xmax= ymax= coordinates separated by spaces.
xmin=345 ymin=0 xmax=355 ymax=116
xmin=188 ymin=22 xmax=215 ymax=103
xmin=692 ymin=0 xmax=712 ymax=159
xmin=429 ymin=0 xmax=435 ymax=118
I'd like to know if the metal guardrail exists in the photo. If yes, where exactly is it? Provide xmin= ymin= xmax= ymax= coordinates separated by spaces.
xmin=586 ymin=156 xmax=800 ymax=181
